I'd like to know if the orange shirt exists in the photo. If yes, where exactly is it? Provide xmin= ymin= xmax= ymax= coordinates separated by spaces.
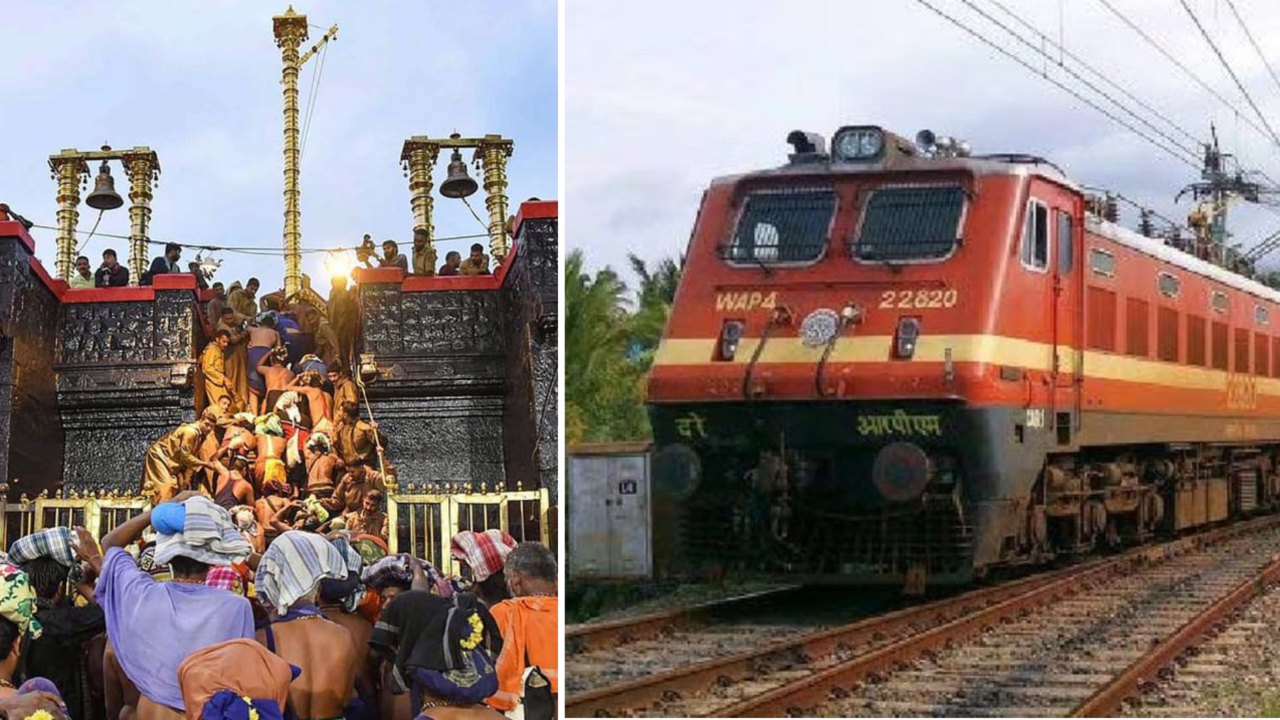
xmin=487 ymin=596 xmax=559 ymax=711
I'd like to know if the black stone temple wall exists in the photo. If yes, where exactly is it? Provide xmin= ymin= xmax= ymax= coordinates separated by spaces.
xmin=359 ymin=284 xmax=509 ymax=484
xmin=357 ymin=212 xmax=559 ymax=492
xmin=56 ymin=291 xmax=202 ymax=493
xmin=0 ymin=238 xmax=64 ymax=497
xmin=0 ymin=202 xmax=557 ymax=498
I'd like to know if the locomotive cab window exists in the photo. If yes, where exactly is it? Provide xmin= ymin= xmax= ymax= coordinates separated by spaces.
xmin=852 ymin=185 xmax=965 ymax=262
xmin=1021 ymin=199 xmax=1050 ymax=272
xmin=1056 ymin=210 xmax=1073 ymax=273
xmin=725 ymin=189 xmax=836 ymax=264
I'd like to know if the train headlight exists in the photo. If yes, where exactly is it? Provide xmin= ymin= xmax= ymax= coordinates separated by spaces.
xmin=718 ymin=320 xmax=745 ymax=361
xmin=840 ymin=303 xmax=862 ymax=325
xmin=832 ymin=126 xmax=885 ymax=162
xmin=895 ymin=317 xmax=921 ymax=359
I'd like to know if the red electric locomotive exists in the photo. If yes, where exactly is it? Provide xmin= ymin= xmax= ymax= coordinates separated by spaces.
xmin=646 ymin=125 xmax=1280 ymax=588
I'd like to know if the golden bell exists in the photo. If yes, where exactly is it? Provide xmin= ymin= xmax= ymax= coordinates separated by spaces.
xmin=439 ymin=149 xmax=478 ymax=199
xmin=86 ymin=161 xmax=124 ymax=211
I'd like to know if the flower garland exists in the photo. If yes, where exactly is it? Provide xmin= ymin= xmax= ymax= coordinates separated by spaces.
xmin=458 ymin=611 xmax=484 ymax=650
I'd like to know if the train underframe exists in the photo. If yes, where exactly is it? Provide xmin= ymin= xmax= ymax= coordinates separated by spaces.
xmin=649 ymin=400 xmax=1280 ymax=590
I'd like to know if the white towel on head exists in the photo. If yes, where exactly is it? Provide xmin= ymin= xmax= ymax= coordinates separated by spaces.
xmin=256 ymin=531 xmax=347 ymax=612
xmin=154 ymin=495 xmax=253 ymax=567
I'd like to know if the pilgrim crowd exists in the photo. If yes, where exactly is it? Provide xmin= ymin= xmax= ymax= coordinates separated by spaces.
xmin=0 ymin=501 xmax=557 ymax=720
xmin=0 ymin=241 xmax=559 ymax=720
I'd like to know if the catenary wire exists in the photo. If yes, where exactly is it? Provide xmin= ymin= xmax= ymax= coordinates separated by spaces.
xmin=1178 ymin=0 xmax=1280 ymax=149
xmin=985 ymin=0 xmax=1204 ymax=148
xmin=959 ymin=0 xmax=1203 ymax=163
xmin=912 ymin=0 xmax=1201 ymax=169
xmin=1095 ymin=0 xmax=1277 ymax=154
xmin=1223 ymin=0 xmax=1280 ymax=105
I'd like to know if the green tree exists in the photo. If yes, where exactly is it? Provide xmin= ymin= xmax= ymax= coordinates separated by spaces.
xmin=565 ymin=250 xmax=649 ymax=443
xmin=627 ymin=253 xmax=685 ymax=367
xmin=566 ymin=250 xmax=686 ymax=443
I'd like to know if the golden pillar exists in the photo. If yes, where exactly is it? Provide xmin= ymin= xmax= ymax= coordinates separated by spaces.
xmin=48 ymin=153 xmax=87 ymax=281
xmin=122 ymin=149 xmax=159 ymax=287
xmin=274 ymin=7 xmax=308 ymax=297
xmin=402 ymin=141 xmax=440 ymax=275
xmin=479 ymin=135 xmax=514 ymax=263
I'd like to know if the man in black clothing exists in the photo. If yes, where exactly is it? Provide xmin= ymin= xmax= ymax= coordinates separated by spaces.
xmin=141 ymin=242 xmax=182 ymax=285
xmin=367 ymin=240 xmax=408 ymax=272
xmin=187 ymin=261 xmax=210 ymax=290
xmin=19 ymin=528 xmax=106 ymax=720
xmin=94 ymin=249 xmax=129 ymax=288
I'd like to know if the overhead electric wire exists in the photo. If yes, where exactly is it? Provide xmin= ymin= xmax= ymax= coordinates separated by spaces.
xmin=985 ymin=0 xmax=1204 ymax=149
xmin=1178 ymin=0 xmax=1280 ymax=149
xmin=1223 ymin=0 xmax=1280 ymax=104
xmin=27 ymin=223 xmax=491 ymax=256
xmin=958 ymin=0 xmax=1203 ymax=164
xmin=1094 ymin=0 xmax=1277 ymax=150
xmin=912 ymin=0 xmax=1200 ymax=170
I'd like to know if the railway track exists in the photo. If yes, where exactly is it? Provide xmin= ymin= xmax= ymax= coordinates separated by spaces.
xmin=567 ymin=584 xmax=889 ymax=700
xmin=567 ymin=516 xmax=1280 ymax=718
xmin=566 ymin=585 xmax=803 ymax=657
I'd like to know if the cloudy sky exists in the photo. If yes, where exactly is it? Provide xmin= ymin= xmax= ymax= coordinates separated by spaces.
xmin=567 ymin=0 xmax=1280 ymax=287
xmin=0 ymin=1 xmax=556 ymax=291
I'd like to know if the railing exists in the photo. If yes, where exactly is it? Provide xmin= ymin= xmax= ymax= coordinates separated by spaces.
xmin=0 ymin=490 xmax=150 ymax=550
xmin=0 ymin=484 xmax=552 ymax=577
xmin=388 ymin=481 xmax=551 ymax=577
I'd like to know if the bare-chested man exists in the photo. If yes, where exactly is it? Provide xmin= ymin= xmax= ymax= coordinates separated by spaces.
xmin=255 ymin=532 xmax=358 ymax=720
xmin=290 ymin=370 xmax=331 ymax=428
xmin=257 ymin=344 xmax=295 ymax=401
xmin=256 ymin=477 xmax=297 ymax=548
xmin=247 ymin=313 xmax=281 ymax=413
xmin=196 ymin=396 xmax=234 ymax=489
xmin=303 ymin=433 xmax=343 ymax=503
xmin=317 ymin=581 xmax=377 ymax=719
xmin=253 ymin=413 xmax=289 ymax=486
xmin=216 ymin=413 xmax=256 ymax=465
xmin=212 ymin=457 xmax=255 ymax=511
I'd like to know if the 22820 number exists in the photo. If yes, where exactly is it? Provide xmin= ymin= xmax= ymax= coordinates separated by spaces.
xmin=878 ymin=289 xmax=959 ymax=309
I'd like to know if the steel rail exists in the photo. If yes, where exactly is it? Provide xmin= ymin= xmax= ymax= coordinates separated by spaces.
xmin=566 ymin=585 xmax=802 ymax=657
xmin=1071 ymin=551 xmax=1280 ymax=717
xmin=700 ymin=516 xmax=1280 ymax=718
xmin=568 ymin=516 xmax=1279 ymax=717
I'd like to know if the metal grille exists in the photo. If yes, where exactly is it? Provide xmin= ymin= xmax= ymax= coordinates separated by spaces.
xmin=396 ymin=502 xmax=445 ymax=571
xmin=853 ymin=185 xmax=964 ymax=261
xmin=98 ymin=507 xmax=145 ymax=539
xmin=455 ymin=502 xmax=502 ymax=534
xmin=387 ymin=486 xmax=550 ymax=576
xmin=42 ymin=507 xmax=85 ymax=531
xmin=726 ymin=189 xmax=835 ymax=263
